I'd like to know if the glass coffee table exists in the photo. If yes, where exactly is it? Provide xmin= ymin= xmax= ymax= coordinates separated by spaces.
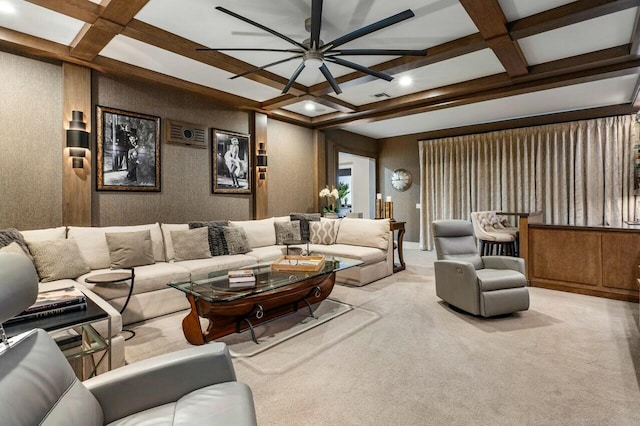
xmin=168 ymin=256 xmax=361 ymax=345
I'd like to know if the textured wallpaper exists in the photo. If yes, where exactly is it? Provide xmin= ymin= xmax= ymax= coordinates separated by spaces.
xmin=0 ymin=52 xmax=62 ymax=230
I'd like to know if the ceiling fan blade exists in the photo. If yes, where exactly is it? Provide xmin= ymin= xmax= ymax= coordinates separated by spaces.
xmin=230 ymin=55 xmax=303 ymax=80
xmin=215 ymin=6 xmax=307 ymax=50
xmin=328 ymin=48 xmax=426 ymax=56
xmin=197 ymin=48 xmax=303 ymax=53
xmin=282 ymin=62 xmax=306 ymax=94
xmin=324 ymin=9 xmax=415 ymax=50
xmin=310 ymin=0 xmax=323 ymax=49
xmin=319 ymin=63 xmax=342 ymax=95
xmin=326 ymin=57 xmax=393 ymax=82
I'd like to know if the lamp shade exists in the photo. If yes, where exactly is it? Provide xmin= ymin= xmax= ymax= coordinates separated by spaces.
xmin=256 ymin=154 xmax=268 ymax=167
xmin=66 ymin=129 xmax=89 ymax=149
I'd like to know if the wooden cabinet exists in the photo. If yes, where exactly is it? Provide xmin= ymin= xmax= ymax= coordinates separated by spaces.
xmin=528 ymin=224 xmax=640 ymax=302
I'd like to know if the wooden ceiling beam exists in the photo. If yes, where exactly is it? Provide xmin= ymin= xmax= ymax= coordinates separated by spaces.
xmin=122 ymin=20 xmax=307 ymax=96
xmin=460 ymin=0 xmax=529 ymax=77
xmin=67 ymin=0 xmax=148 ymax=61
xmin=308 ymin=33 xmax=487 ymax=96
xmin=261 ymin=94 xmax=355 ymax=114
xmin=25 ymin=0 xmax=102 ymax=23
xmin=509 ymin=0 xmax=640 ymax=40
xmin=629 ymin=7 xmax=640 ymax=56
xmin=314 ymin=45 xmax=630 ymax=126
xmin=314 ymin=56 xmax=640 ymax=129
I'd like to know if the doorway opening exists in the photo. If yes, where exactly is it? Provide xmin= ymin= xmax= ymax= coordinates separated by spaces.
xmin=338 ymin=152 xmax=376 ymax=218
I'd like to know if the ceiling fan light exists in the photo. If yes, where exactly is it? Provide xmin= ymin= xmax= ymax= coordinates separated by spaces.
xmin=305 ymin=102 xmax=316 ymax=111
xmin=399 ymin=76 xmax=412 ymax=87
xmin=304 ymin=57 xmax=323 ymax=68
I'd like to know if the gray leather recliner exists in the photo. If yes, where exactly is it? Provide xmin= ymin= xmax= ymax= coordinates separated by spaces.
xmin=432 ymin=220 xmax=529 ymax=317
xmin=0 ymin=253 xmax=257 ymax=426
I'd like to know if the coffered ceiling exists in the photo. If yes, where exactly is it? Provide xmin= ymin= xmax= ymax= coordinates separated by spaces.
xmin=1 ymin=0 xmax=639 ymax=139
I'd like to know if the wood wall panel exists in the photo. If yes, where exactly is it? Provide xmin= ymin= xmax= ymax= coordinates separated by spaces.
xmin=530 ymin=229 xmax=601 ymax=286
xmin=62 ymin=63 xmax=92 ymax=226
xmin=528 ymin=225 xmax=640 ymax=302
xmin=253 ymin=112 xmax=267 ymax=219
xmin=0 ymin=52 xmax=62 ymax=230
xmin=602 ymin=233 xmax=640 ymax=290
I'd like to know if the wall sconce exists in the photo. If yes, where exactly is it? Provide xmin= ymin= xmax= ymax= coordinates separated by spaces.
xmin=66 ymin=110 xmax=89 ymax=169
xmin=256 ymin=142 xmax=268 ymax=180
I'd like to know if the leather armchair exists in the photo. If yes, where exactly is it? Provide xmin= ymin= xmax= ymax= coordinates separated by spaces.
xmin=432 ymin=220 xmax=529 ymax=317
xmin=0 ymin=253 xmax=257 ymax=425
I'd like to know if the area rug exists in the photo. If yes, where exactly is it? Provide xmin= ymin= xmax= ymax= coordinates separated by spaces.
xmin=124 ymin=298 xmax=380 ymax=373
xmin=219 ymin=298 xmax=353 ymax=358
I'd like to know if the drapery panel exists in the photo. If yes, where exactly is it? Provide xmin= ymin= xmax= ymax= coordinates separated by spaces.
xmin=419 ymin=115 xmax=639 ymax=250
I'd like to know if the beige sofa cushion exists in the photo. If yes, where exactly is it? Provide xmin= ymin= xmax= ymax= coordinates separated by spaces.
xmin=175 ymin=255 xmax=256 ymax=281
xmin=310 ymin=243 xmax=387 ymax=265
xmin=78 ymin=262 xmax=190 ymax=301
xmin=105 ymin=230 xmax=155 ymax=268
xmin=336 ymin=218 xmax=390 ymax=250
xmin=27 ymin=239 xmax=91 ymax=282
xmin=246 ymin=246 xmax=286 ymax=263
xmin=68 ymin=223 xmax=165 ymax=270
xmin=171 ymin=228 xmax=212 ymax=261
xmin=229 ymin=217 xmax=275 ymax=248
xmin=160 ymin=223 xmax=189 ymax=261
xmin=21 ymin=226 xmax=66 ymax=242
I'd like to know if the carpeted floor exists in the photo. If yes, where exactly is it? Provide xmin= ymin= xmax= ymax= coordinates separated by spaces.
xmin=125 ymin=248 xmax=640 ymax=425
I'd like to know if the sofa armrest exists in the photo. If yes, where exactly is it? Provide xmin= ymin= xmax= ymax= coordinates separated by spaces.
xmin=481 ymin=256 xmax=525 ymax=275
xmin=84 ymin=342 xmax=236 ymax=424
xmin=434 ymin=260 xmax=481 ymax=315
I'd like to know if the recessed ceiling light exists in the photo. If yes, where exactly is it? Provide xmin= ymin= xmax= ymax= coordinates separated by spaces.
xmin=0 ymin=1 xmax=16 ymax=14
xmin=399 ymin=76 xmax=412 ymax=87
xmin=305 ymin=102 xmax=316 ymax=111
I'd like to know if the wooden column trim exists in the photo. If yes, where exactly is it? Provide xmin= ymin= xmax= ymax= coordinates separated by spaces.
xmin=252 ymin=112 xmax=268 ymax=219
xmin=62 ymin=63 xmax=92 ymax=226
xmin=313 ymin=130 xmax=326 ymax=212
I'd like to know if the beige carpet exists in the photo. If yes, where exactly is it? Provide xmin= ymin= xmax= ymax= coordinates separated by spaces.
xmin=124 ymin=251 xmax=640 ymax=425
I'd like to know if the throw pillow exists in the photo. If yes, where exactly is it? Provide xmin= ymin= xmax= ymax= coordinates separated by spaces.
xmin=289 ymin=213 xmax=321 ymax=241
xmin=310 ymin=221 xmax=337 ymax=245
xmin=222 ymin=227 xmax=251 ymax=255
xmin=0 ymin=228 xmax=33 ymax=262
xmin=189 ymin=221 xmax=229 ymax=256
xmin=274 ymin=221 xmax=302 ymax=244
xmin=26 ymin=239 xmax=90 ymax=283
xmin=170 ymin=228 xmax=212 ymax=261
xmin=0 ymin=241 xmax=29 ymax=256
xmin=105 ymin=230 xmax=155 ymax=269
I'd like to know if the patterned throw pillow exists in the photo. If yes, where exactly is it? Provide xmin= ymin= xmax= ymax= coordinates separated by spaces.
xmin=26 ymin=239 xmax=91 ymax=283
xmin=274 ymin=221 xmax=302 ymax=244
xmin=222 ymin=227 xmax=251 ymax=255
xmin=170 ymin=227 xmax=212 ymax=261
xmin=0 ymin=228 xmax=33 ymax=262
xmin=310 ymin=221 xmax=337 ymax=245
xmin=189 ymin=221 xmax=229 ymax=256
xmin=105 ymin=230 xmax=155 ymax=269
xmin=289 ymin=213 xmax=321 ymax=241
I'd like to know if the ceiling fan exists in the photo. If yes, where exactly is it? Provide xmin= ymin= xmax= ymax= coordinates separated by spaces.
xmin=197 ymin=0 xmax=426 ymax=95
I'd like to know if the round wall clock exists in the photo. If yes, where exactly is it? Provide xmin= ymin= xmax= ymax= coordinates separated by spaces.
xmin=391 ymin=168 xmax=412 ymax=192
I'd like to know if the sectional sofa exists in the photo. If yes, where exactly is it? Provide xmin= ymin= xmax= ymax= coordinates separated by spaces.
xmin=13 ymin=216 xmax=393 ymax=371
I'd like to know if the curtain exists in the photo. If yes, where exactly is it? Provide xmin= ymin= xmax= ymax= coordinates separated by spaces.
xmin=419 ymin=115 xmax=639 ymax=250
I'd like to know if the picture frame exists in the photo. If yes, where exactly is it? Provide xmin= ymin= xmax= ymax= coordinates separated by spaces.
xmin=96 ymin=106 xmax=161 ymax=191
xmin=212 ymin=129 xmax=251 ymax=194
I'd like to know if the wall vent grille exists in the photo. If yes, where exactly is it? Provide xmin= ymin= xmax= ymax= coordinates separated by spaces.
xmin=164 ymin=119 xmax=208 ymax=149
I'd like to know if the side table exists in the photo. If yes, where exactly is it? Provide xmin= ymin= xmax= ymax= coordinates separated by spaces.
xmin=390 ymin=221 xmax=406 ymax=273
xmin=4 ymin=297 xmax=111 ymax=379
xmin=85 ymin=268 xmax=135 ymax=314
xmin=282 ymin=239 xmax=310 ymax=255
xmin=85 ymin=268 xmax=135 ymax=340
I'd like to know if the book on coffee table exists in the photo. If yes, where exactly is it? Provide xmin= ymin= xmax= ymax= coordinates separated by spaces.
xmin=228 ymin=270 xmax=256 ymax=288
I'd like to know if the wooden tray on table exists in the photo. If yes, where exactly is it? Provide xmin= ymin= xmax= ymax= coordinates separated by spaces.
xmin=271 ymin=255 xmax=325 ymax=272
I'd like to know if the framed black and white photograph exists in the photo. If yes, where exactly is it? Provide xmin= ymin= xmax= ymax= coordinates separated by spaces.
xmin=96 ymin=106 xmax=161 ymax=191
xmin=212 ymin=129 xmax=251 ymax=194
